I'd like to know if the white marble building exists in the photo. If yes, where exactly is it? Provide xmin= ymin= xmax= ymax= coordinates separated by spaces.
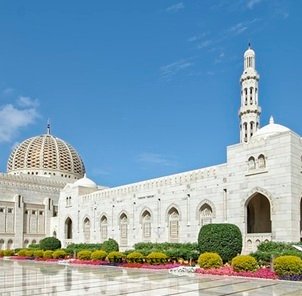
xmin=1 ymin=46 xmax=302 ymax=253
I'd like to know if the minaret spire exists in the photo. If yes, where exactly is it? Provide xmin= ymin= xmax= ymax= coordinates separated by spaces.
xmin=239 ymin=45 xmax=261 ymax=143
xmin=47 ymin=119 xmax=51 ymax=135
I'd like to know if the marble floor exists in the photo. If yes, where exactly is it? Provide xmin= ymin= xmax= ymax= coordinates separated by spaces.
xmin=0 ymin=259 xmax=302 ymax=295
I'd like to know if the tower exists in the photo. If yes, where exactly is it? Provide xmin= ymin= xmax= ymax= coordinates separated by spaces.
xmin=239 ymin=45 xmax=261 ymax=143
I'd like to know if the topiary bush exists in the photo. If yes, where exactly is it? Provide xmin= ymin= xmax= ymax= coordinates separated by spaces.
xmin=198 ymin=223 xmax=242 ymax=263
xmin=43 ymin=250 xmax=54 ymax=259
xmin=146 ymin=252 xmax=168 ymax=264
xmin=3 ymin=250 xmax=15 ymax=256
xmin=77 ymin=250 xmax=92 ymax=260
xmin=107 ymin=251 xmax=124 ymax=263
xmin=17 ymin=249 xmax=28 ymax=257
xmin=52 ymin=250 xmax=67 ymax=259
xmin=24 ymin=250 xmax=34 ymax=257
xmin=273 ymin=255 xmax=302 ymax=276
xmin=198 ymin=252 xmax=223 ymax=269
xmin=39 ymin=237 xmax=61 ymax=251
xmin=231 ymin=255 xmax=259 ymax=272
xmin=91 ymin=250 xmax=107 ymax=260
xmin=33 ymin=250 xmax=44 ymax=258
xmin=126 ymin=251 xmax=144 ymax=263
xmin=101 ymin=238 xmax=119 ymax=253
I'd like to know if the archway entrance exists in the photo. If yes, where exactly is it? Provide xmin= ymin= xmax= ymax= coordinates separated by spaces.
xmin=247 ymin=193 xmax=271 ymax=233
xmin=65 ymin=217 xmax=72 ymax=239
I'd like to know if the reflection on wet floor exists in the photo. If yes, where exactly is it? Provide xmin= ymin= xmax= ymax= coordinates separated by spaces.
xmin=0 ymin=259 xmax=302 ymax=295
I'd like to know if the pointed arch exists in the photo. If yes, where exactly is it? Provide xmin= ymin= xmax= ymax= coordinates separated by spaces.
xmin=83 ymin=217 xmax=91 ymax=242
xmin=167 ymin=206 xmax=180 ymax=243
xmin=196 ymin=199 xmax=216 ymax=220
xmin=65 ymin=217 xmax=73 ymax=239
xmin=165 ymin=204 xmax=181 ymax=222
xmin=0 ymin=239 xmax=4 ymax=250
xmin=100 ymin=214 xmax=108 ymax=242
xmin=141 ymin=209 xmax=152 ymax=241
xmin=119 ymin=212 xmax=128 ymax=247
xmin=300 ymin=197 xmax=302 ymax=240
xmin=245 ymin=191 xmax=271 ymax=233
xmin=196 ymin=200 xmax=215 ymax=226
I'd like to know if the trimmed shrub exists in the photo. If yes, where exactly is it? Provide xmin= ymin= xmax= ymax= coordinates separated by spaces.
xmin=77 ymin=250 xmax=92 ymax=260
xmin=43 ymin=250 xmax=54 ymax=259
xmin=33 ymin=250 xmax=44 ymax=258
xmin=28 ymin=243 xmax=40 ymax=249
xmin=91 ymin=250 xmax=107 ymax=260
xmin=101 ymin=239 xmax=119 ymax=253
xmin=146 ymin=252 xmax=168 ymax=264
xmin=198 ymin=223 xmax=242 ymax=263
xmin=107 ymin=251 xmax=124 ymax=263
xmin=39 ymin=237 xmax=61 ymax=251
xmin=273 ymin=255 xmax=302 ymax=276
xmin=231 ymin=255 xmax=259 ymax=272
xmin=53 ymin=250 xmax=67 ymax=259
xmin=24 ymin=250 xmax=34 ymax=257
xmin=198 ymin=252 xmax=223 ymax=269
xmin=257 ymin=241 xmax=295 ymax=253
xmin=0 ymin=250 xmax=4 ymax=257
xmin=134 ymin=242 xmax=199 ymax=261
xmin=17 ymin=249 xmax=28 ymax=257
xmin=126 ymin=251 xmax=144 ymax=263
xmin=3 ymin=250 xmax=15 ymax=256
xmin=66 ymin=243 xmax=102 ymax=253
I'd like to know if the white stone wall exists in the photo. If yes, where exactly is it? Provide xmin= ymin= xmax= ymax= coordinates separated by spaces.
xmin=56 ymin=130 xmax=302 ymax=253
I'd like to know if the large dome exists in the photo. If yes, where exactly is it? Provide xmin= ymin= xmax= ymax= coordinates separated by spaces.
xmin=7 ymin=130 xmax=85 ymax=181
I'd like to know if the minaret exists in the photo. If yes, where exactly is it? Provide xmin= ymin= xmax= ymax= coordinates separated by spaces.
xmin=239 ymin=44 xmax=261 ymax=143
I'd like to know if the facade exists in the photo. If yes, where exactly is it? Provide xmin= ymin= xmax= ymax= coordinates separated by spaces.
xmin=1 ymin=46 xmax=302 ymax=253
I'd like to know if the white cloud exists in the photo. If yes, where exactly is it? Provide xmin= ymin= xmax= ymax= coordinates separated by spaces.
xmin=160 ymin=59 xmax=193 ymax=80
xmin=137 ymin=152 xmax=177 ymax=167
xmin=228 ymin=23 xmax=248 ymax=35
xmin=166 ymin=2 xmax=184 ymax=13
xmin=17 ymin=96 xmax=39 ymax=108
xmin=0 ymin=98 xmax=40 ymax=143
xmin=247 ymin=0 xmax=262 ymax=9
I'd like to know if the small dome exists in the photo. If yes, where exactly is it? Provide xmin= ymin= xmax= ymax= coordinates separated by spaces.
xmin=244 ymin=47 xmax=255 ymax=58
xmin=252 ymin=116 xmax=290 ymax=140
xmin=73 ymin=174 xmax=97 ymax=188
xmin=7 ymin=131 xmax=85 ymax=180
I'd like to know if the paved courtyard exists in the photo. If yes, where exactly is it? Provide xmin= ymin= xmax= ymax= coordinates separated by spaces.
xmin=1 ymin=259 xmax=302 ymax=295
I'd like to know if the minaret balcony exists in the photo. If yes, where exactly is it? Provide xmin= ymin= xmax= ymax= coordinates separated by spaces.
xmin=239 ymin=106 xmax=261 ymax=116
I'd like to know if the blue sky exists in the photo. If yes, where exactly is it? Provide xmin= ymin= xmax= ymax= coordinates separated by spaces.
xmin=0 ymin=1 xmax=301 ymax=187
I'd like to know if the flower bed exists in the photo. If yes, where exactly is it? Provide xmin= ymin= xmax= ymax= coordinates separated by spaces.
xmin=195 ymin=265 xmax=277 ymax=280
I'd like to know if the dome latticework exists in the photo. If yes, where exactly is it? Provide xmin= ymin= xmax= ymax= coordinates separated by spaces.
xmin=7 ymin=133 xmax=85 ymax=180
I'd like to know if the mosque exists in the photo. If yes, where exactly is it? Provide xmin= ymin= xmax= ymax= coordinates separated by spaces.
xmin=1 ymin=46 xmax=301 ymax=253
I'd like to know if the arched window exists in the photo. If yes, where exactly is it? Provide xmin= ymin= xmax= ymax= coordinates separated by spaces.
xmin=119 ymin=213 xmax=128 ymax=247
xmin=32 ymin=239 xmax=36 ymax=245
xmin=248 ymin=156 xmax=256 ymax=170
xmin=168 ymin=207 xmax=179 ymax=243
xmin=142 ymin=210 xmax=151 ymax=241
xmin=0 ymin=239 xmax=4 ymax=250
xmin=23 ymin=239 xmax=29 ymax=248
xmin=247 ymin=193 xmax=271 ymax=233
xmin=258 ymin=154 xmax=266 ymax=169
xmin=7 ymin=239 xmax=13 ymax=250
xmin=199 ymin=204 xmax=213 ymax=226
xmin=100 ymin=215 xmax=108 ymax=242
xmin=300 ymin=198 xmax=302 ymax=241
xmin=65 ymin=217 xmax=73 ymax=239
xmin=83 ymin=218 xmax=91 ymax=242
